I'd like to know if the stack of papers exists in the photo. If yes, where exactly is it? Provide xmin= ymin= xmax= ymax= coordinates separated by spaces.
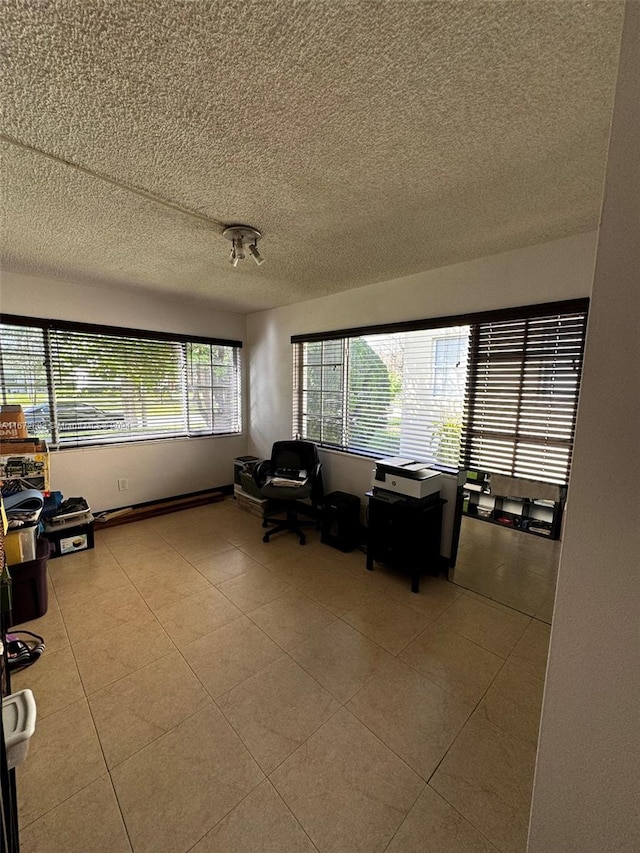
xmin=271 ymin=469 xmax=308 ymax=487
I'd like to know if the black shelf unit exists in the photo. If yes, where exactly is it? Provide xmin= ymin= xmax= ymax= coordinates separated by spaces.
xmin=365 ymin=491 xmax=446 ymax=593
xmin=461 ymin=470 xmax=565 ymax=540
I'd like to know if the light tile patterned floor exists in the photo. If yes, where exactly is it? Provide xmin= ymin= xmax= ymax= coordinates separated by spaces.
xmin=11 ymin=498 xmax=551 ymax=853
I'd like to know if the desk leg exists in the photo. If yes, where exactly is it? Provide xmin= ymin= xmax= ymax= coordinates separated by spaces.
xmin=366 ymin=551 xmax=373 ymax=571
xmin=411 ymin=573 xmax=420 ymax=593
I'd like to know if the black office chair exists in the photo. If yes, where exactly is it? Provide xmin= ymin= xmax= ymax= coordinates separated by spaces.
xmin=253 ymin=440 xmax=323 ymax=545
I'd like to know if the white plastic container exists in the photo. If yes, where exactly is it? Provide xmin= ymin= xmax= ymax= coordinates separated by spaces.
xmin=2 ymin=689 xmax=37 ymax=769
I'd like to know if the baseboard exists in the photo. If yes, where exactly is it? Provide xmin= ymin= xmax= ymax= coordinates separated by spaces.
xmin=94 ymin=485 xmax=233 ymax=528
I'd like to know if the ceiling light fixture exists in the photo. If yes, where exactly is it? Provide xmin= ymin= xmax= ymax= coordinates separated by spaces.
xmin=223 ymin=225 xmax=264 ymax=267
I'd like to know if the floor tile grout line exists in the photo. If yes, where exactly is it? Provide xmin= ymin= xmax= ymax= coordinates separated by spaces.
xmin=15 ymin=771 xmax=125 ymax=837
xmin=102 ymin=698 xmax=219 ymax=778
xmin=396 ymin=621 xmax=517 ymax=707
xmin=422 ymin=781 xmax=504 ymax=852
xmin=329 ymin=702 xmax=435 ymax=786
xmin=268 ymin=779 xmax=322 ymax=852
xmin=105 ymin=772 xmax=135 ymax=853
xmin=262 ymin=703 xmax=346 ymax=779
xmin=17 ymin=692 xmax=110 ymax=830
xmin=420 ymin=649 xmax=516 ymax=789
xmin=210 ymin=655 xmax=344 ymax=778
xmin=431 ymin=601 xmax=532 ymax=660
xmin=76 ymin=691 xmax=136 ymax=852
xmin=380 ymin=777 xmax=429 ymax=853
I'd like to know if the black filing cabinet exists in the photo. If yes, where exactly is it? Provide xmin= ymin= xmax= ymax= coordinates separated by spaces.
xmin=366 ymin=491 xmax=445 ymax=592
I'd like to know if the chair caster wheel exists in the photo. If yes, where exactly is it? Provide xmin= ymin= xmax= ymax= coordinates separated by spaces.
xmin=262 ymin=521 xmax=269 ymax=528
xmin=263 ymin=534 xmax=270 ymax=543
xmin=299 ymin=537 xmax=306 ymax=545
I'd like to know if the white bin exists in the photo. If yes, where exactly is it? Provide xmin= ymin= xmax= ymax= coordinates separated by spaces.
xmin=2 ymin=689 xmax=37 ymax=769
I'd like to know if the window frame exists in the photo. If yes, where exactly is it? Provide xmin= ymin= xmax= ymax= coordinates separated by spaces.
xmin=0 ymin=313 xmax=243 ymax=449
xmin=292 ymin=299 xmax=589 ymax=484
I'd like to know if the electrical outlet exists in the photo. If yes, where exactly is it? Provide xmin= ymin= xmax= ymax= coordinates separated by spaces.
xmin=117 ymin=478 xmax=128 ymax=491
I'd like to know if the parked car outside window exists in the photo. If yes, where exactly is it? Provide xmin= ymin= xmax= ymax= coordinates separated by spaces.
xmin=23 ymin=403 xmax=126 ymax=433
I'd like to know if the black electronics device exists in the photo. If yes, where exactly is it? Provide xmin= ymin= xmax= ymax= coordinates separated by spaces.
xmin=321 ymin=491 xmax=361 ymax=552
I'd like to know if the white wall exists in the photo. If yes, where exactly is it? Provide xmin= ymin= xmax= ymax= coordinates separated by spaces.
xmin=528 ymin=5 xmax=639 ymax=850
xmin=246 ymin=231 xmax=598 ymax=552
xmin=0 ymin=270 xmax=248 ymax=510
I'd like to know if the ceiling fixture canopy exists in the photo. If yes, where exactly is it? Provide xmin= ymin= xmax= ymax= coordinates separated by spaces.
xmin=223 ymin=225 xmax=264 ymax=267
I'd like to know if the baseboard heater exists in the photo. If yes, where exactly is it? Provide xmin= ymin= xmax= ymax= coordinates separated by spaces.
xmin=94 ymin=485 xmax=232 ymax=528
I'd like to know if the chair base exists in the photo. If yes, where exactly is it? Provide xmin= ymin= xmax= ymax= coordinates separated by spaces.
xmin=261 ymin=506 xmax=317 ymax=545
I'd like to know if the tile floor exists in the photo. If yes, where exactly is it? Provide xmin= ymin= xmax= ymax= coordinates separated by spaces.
xmin=10 ymin=498 xmax=551 ymax=853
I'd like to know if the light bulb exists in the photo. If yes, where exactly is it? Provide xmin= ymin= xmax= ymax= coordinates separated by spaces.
xmin=249 ymin=243 xmax=264 ymax=266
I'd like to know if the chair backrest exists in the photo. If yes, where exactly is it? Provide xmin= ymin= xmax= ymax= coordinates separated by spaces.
xmin=270 ymin=440 xmax=318 ymax=474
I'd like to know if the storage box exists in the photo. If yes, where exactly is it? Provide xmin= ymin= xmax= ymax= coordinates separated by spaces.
xmin=239 ymin=470 xmax=263 ymax=499
xmin=43 ymin=518 xmax=95 ymax=558
xmin=234 ymin=455 xmax=259 ymax=485
xmin=0 ymin=406 xmax=28 ymax=440
xmin=0 ymin=444 xmax=50 ymax=493
xmin=2 ymin=689 xmax=37 ymax=769
xmin=5 ymin=525 xmax=38 ymax=565
xmin=0 ymin=439 xmax=46 ymax=455
xmin=234 ymin=487 xmax=268 ymax=519
xmin=9 ymin=537 xmax=50 ymax=625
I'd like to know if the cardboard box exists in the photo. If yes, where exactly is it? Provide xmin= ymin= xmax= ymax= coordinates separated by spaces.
xmin=235 ymin=487 xmax=268 ymax=519
xmin=0 ymin=406 xmax=28 ymax=440
xmin=0 ymin=444 xmax=50 ymax=493
xmin=0 ymin=439 xmax=46 ymax=455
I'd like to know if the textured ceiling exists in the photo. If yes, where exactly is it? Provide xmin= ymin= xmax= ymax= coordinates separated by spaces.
xmin=1 ymin=0 xmax=624 ymax=313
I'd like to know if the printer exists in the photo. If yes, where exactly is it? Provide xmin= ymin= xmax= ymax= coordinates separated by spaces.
xmin=372 ymin=457 xmax=442 ymax=500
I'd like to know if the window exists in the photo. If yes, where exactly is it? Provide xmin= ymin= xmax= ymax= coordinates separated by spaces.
xmin=461 ymin=311 xmax=587 ymax=484
xmin=0 ymin=316 xmax=242 ymax=447
xmin=433 ymin=336 xmax=467 ymax=396
xmin=293 ymin=339 xmax=346 ymax=447
xmin=292 ymin=300 xmax=588 ymax=483
xmin=294 ymin=324 xmax=470 ymax=467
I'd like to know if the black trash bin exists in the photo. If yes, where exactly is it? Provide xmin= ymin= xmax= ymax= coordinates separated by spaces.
xmin=321 ymin=491 xmax=361 ymax=552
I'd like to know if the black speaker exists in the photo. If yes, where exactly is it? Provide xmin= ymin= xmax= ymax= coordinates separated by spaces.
xmin=321 ymin=491 xmax=361 ymax=552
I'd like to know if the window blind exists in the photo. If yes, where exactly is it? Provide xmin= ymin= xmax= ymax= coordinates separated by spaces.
xmin=293 ymin=325 xmax=470 ymax=466
xmin=292 ymin=300 xmax=588 ymax=482
xmin=460 ymin=311 xmax=587 ymax=484
xmin=0 ymin=316 xmax=242 ymax=447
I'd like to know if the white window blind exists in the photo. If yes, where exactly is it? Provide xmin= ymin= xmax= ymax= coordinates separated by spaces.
xmin=292 ymin=300 xmax=587 ymax=483
xmin=293 ymin=325 xmax=470 ymax=467
xmin=0 ymin=317 xmax=242 ymax=447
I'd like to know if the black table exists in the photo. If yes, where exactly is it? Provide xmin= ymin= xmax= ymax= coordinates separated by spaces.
xmin=366 ymin=490 xmax=446 ymax=593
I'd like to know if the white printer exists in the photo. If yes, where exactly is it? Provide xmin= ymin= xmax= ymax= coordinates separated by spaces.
xmin=372 ymin=457 xmax=442 ymax=500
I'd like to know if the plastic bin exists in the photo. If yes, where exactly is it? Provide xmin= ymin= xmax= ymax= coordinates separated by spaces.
xmin=43 ymin=519 xmax=95 ymax=558
xmin=9 ymin=537 xmax=50 ymax=626
xmin=2 ymin=689 xmax=37 ymax=769
xmin=234 ymin=456 xmax=259 ymax=485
